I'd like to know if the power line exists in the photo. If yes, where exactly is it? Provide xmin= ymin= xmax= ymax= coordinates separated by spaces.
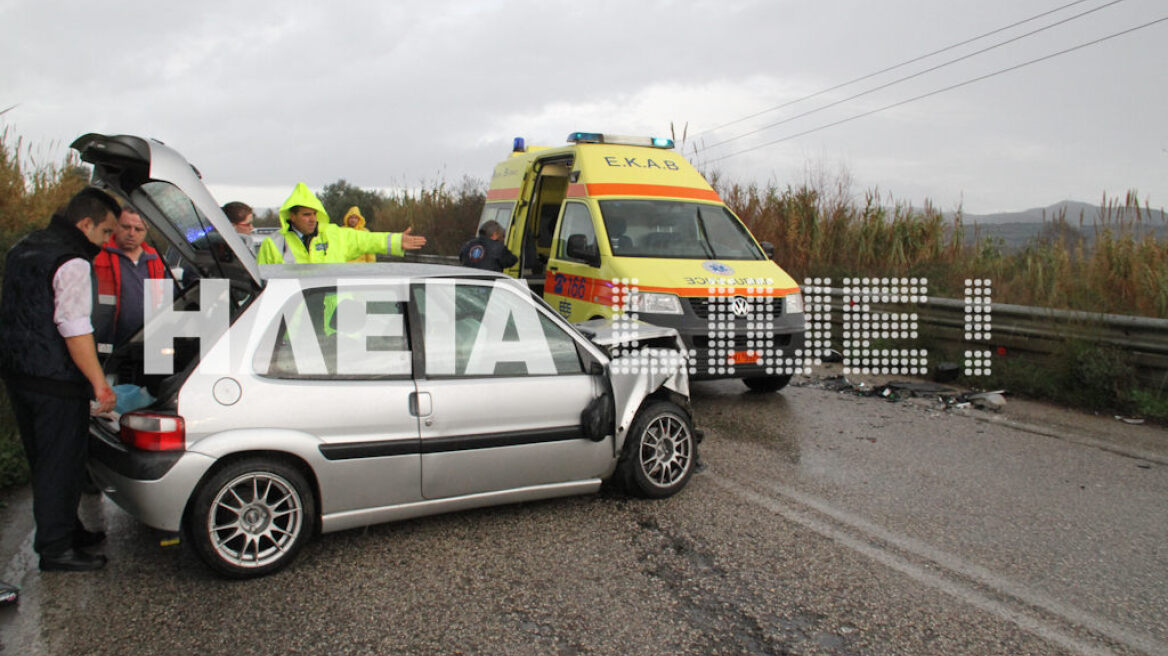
xmin=700 ymin=0 xmax=1129 ymax=152
xmin=691 ymin=0 xmax=1101 ymax=140
xmin=704 ymin=15 xmax=1168 ymax=165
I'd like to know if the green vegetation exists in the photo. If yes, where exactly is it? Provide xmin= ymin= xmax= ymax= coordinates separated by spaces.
xmin=316 ymin=177 xmax=484 ymax=255
xmin=927 ymin=337 xmax=1164 ymax=420
xmin=717 ymin=180 xmax=1168 ymax=318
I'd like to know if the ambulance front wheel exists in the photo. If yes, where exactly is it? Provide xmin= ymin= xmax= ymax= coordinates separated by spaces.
xmin=743 ymin=374 xmax=791 ymax=393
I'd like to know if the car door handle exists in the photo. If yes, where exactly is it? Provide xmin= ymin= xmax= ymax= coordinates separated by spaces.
xmin=547 ymin=266 xmax=558 ymax=272
xmin=409 ymin=392 xmax=432 ymax=417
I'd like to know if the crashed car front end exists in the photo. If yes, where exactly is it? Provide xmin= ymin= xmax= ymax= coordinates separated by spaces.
xmin=576 ymin=318 xmax=693 ymax=454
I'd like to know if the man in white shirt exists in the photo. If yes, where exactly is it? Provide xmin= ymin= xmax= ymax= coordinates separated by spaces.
xmin=0 ymin=188 xmax=119 ymax=572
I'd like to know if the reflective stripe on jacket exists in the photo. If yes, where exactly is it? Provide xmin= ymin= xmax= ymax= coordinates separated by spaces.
xmin=92 ymin=239 xmax=167 ymax=350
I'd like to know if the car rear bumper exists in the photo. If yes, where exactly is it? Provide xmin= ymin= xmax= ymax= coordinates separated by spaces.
xmin=88 ymin=428 xmax=216 ymax=532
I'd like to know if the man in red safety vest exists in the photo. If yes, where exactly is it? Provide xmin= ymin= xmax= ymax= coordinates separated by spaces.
xmin=91 ymin=207 xmax=168 ymax=351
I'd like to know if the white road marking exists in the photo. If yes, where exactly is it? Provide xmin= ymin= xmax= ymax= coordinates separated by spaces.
xmin=712 ymin=475 xmax=1167 ymax=656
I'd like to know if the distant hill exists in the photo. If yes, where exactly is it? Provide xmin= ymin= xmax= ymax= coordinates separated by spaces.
xmin=945 ymin=201 xmax=1168 ymax=251
xmin=956 ymin=201 xmax=1168 ymax=225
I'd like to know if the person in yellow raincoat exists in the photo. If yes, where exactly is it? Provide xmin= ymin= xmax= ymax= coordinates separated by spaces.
xmin=256 ymin=183 xmax=426 ymax=264
xmin=341 ymin=206 xmax=376 ymax=263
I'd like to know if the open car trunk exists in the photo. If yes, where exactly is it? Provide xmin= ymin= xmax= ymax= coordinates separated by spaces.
xmin=72 ymin=134 xmax=262 ymax=409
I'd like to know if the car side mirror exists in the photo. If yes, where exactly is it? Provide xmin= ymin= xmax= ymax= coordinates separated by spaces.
xmin=566 ymin=234 xmax=601 ymax=267
xmin=760 ymin=241 xmax=775 ymax=259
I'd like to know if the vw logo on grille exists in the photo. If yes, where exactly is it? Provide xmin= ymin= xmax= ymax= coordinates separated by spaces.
xmin=730 ymin=296 xmax=752 ymax=317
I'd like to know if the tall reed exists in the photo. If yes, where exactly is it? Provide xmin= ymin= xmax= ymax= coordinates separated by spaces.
xmin=715 ymin=175 xmax=1167 ymax=318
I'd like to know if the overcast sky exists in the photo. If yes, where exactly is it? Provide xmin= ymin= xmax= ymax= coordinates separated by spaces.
xmin=2 ymin=0 xmax=1165 ymax=214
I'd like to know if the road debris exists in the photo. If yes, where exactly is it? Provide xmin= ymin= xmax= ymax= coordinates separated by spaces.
xmin=804 ymin=375 xmax=1008 ymax=413
xmin=962 ymin=391 xmax=1007 ymax=412
xmin=820 ymin=349 xmax=844 ymax=363
xmin=1115 ymin=416 xmax=1146 ymax=425
xmin=932 ymin=362 xmax=960 ymax=383
xmin=0 ymin=581 xmax=18 ymax=606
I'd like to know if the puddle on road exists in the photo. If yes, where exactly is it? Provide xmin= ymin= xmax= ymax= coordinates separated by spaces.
xmin=689 ymin=380 xmax=804 ymax=464
xmin=0 ymin=491 xmax=122 ymax=656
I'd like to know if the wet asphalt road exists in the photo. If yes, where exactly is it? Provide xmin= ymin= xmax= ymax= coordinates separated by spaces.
xmin=1 ymin=379 xmax=1166 ymax=656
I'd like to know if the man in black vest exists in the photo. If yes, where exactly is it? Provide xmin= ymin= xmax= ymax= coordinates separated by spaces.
xmin=0 ymin=188 xmax=120 ymax=572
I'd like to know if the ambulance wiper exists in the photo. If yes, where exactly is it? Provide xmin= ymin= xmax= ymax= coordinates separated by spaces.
xmin=693 ymin=206 xmax=717 ymax=259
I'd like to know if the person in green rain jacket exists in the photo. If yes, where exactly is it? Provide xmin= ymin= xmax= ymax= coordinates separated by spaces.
xmin=257 ymin=183 xmax=426 ymax=264
xmin=341 ymin=206 xmax=376 ymax=263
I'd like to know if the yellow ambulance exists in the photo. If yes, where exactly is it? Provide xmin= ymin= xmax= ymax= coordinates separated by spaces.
xmin=480 ymin=132 xmax=806 ymax=392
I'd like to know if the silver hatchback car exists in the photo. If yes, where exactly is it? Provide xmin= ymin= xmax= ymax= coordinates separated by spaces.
xmin=76 ymin=134 xmax=697 ymax=578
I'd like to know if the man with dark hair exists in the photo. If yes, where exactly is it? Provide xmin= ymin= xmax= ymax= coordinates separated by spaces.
xmin=221 ymin=201 xmax=254 ymax=235
xmin=459 ymin=220 xmax=518 ymax=272
xmin=256 ymin=183 xmax=426 ymax=264
xmin=0 ymin=187 xmax=120 ymax=572
xmin=92 ymin=207 xmax=167 ymax=348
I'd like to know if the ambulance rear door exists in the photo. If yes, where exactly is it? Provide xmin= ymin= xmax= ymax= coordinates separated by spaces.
xmin=505 ymin=156 xmax=573 ymax=293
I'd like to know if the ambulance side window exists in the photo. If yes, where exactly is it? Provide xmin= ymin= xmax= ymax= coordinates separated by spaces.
xmin=556 ymin=202 xmax=597 ymax=263
xmin=477 ymin=201 xmax=515 ymax=234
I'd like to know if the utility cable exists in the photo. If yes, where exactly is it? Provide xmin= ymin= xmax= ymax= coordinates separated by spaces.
xmin=692 ymin=0 xmax=1102 ymax=139
xmin=701 ymin=0 xmax=1128 ymax=152
xmin=704 ymin=15 xmax=1168 ymax=165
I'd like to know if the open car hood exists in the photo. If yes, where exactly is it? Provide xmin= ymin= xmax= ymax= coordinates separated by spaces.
xmin=573 ymin=318 xmax=682 ymax=348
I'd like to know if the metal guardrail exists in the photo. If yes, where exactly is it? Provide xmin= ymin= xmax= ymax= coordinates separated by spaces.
xmin=825 ymin=288 xmax=1168 ymax=389
xmin=398 ymin=253 xmax=462 ymax=266
xmin=393 ymin=256 xmax=1168 ymax=389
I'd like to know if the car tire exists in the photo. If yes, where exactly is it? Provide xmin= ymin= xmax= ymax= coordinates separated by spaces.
xmin=743 ymin=374 xmax=792 ymax=393
xmin=187 ymin=457 xmax=315 ymax=579
xmin=618 ymin=401 xmax=696 ymax=499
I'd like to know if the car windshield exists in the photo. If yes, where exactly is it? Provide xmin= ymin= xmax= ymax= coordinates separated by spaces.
xmin=598 ymin=200 xmax=764 ymax=260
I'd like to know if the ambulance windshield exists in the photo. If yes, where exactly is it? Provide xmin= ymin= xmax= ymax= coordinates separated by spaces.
xmin=598 ymin=200 xmax=765 ymax=260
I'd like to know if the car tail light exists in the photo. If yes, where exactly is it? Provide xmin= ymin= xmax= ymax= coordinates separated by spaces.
xmin=119 ymin=412 xmax=186 ymax=451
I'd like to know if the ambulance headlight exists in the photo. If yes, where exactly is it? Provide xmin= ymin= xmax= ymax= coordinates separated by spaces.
xmin=785 ymin=292 xmax=804 ymax=314
xmin=628 ymin=292 xmax=683 ymax=315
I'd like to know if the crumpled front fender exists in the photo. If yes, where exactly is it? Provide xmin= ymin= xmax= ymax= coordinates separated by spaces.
xmin=607 ymin=343 xmax=690 ymax=457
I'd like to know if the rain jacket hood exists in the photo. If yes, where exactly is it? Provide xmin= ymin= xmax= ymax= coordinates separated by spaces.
xmin=258 ymin=184 xmax=404 ymax=264
xmin=342 ymin=206 xmax=368 ymax=230
xmin=278 ymin=182 xmax=330 ymax=230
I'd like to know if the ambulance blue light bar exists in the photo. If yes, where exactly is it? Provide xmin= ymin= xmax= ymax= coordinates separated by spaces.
xmin=566 ymin=132 xmax=675 ymax=149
